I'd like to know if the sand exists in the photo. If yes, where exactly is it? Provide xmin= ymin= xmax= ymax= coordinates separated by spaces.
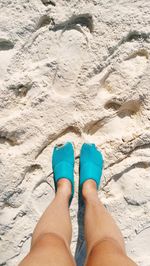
xmin=0 ymin=0 xmax=150 ymax=265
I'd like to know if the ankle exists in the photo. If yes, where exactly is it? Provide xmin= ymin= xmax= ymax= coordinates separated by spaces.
xmin=56 ymin=178 xmax=72 ymax=199
xmin=82 ymin=179 xmax=98 ymax=200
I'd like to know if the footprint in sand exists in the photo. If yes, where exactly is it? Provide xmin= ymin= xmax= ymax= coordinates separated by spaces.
xmin=53 ymin=29 xmax=88 ymax=96
xmin=84 ymin=49 xmax=148 ymax=141
xmin=103 ymin=49 xmax=148 ymax=94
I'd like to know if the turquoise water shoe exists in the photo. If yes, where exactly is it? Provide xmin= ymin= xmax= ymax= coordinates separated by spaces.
xmin=52 ymin=142 xmax=74 ymax=203
xmin=79 ymin=143 xmax=103 ymax=190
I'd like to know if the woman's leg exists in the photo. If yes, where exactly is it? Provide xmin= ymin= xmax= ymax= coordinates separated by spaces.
xmin=19 ymin=179 xmax=76 ymax=266
xmin=83 ymin=180 xmax=137 ymax=266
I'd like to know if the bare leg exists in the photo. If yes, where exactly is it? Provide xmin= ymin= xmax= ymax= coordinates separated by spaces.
xmin=19 ymin=179 xmax=76 ymax=266
xmin=83 ymin=180 xmax=137 ymax=266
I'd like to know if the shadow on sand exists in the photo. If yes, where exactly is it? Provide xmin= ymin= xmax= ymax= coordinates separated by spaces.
xmin=75 ymin=193 xmax=87 ymax=266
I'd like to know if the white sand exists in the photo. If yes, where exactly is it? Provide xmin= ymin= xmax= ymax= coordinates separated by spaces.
xmin=0 ymin=0 xmax=150 ymax=265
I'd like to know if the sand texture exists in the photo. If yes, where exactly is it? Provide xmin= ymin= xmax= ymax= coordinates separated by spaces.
xmin=0 ymin=0 xmax=150 ymax=265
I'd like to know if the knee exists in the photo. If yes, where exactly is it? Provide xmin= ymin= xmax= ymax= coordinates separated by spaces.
xmin=88 ymin=237 xmax=125 ymax=258
xmin=86 ymin=239 xmax=136 ymax=266
xmin=32 ymin=233 xmax=67 ymax=249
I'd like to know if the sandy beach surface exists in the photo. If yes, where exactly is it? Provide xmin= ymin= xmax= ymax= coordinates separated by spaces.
xmin=0 ymin=0 xmax=150 ymax=265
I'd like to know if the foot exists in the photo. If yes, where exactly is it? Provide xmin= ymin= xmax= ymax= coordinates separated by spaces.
xmin=79 ymin=143 xmax=103 ymax=192
xmin=52 ymin=142 xmax=75 ymax=203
